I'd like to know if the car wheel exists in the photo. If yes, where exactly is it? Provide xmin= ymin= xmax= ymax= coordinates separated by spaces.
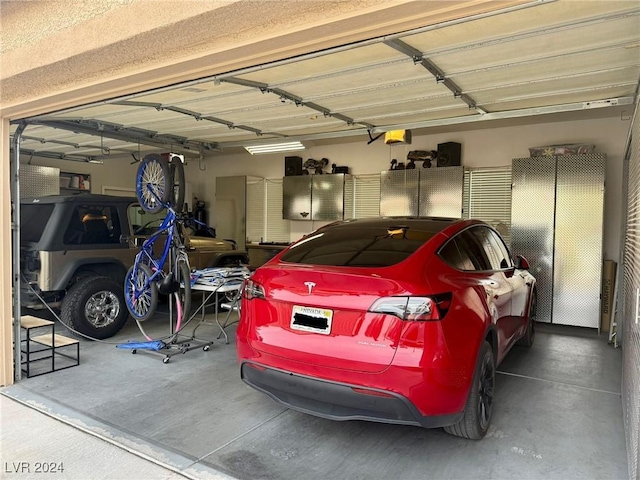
xmin=60 ymin=276 xmax=128 ymax=340
xmin=444 ymin=341 xmax=495 ymax=440
xmin=517 ymin=292 xmax=536 ymax=347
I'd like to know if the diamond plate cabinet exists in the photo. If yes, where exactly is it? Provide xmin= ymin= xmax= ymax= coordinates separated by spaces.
xmin=380 ymin=169 xmax=420 ymax=216
xmin=283 ymin=174 xmax=348 ymax=221
xmin=283 ymin=176 xmax=312 ymax=220
xmin=418 ymin=166 xmax=464 ymax=218
xmin=511 ymin=154 xmax=605 ymax=327
xmin=20 ymin=315 xmax=80 ymax=377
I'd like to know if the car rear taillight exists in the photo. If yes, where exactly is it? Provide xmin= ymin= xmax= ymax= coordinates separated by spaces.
xmin=244 ymin=279 xmax=265 ymax=300
xmin=368 ymin=293 xmax=452 ymax=321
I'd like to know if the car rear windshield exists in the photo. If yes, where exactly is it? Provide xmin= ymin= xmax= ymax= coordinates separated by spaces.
xmin=281 ymin=223 xmax=440 ymax=267
xmin=20 ymin=204 xmax=55 ymax=243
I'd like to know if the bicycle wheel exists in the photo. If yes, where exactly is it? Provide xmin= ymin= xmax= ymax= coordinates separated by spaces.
xmin=136 ymin=154 xmax=171 ymax=213
xmin=176 ymin=257 xmax=191 ymax=325
xmin=168 ymin=156 xmax=186 ymax=213
xmin=124 ymin=263 xmax=158 ymax=322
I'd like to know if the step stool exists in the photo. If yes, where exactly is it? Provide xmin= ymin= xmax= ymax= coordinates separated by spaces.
xmin=20 ymin=315 xmax=80 ymax=378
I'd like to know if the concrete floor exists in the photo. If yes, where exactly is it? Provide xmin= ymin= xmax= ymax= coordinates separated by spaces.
xmin=1 ymin=310 xmax=628 ymax=480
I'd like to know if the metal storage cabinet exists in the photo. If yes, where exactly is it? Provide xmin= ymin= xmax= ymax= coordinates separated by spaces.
xmin=511 ymin=154 xmax=605 ymax=327
xmin=380 ymin=169 xmax=419 ymax=217
xmin=418 ymin=166 xmax=464 ymax=218
xmin=283 ymin=176 xmax=312 ymax=220
xmin=553 ymin=155 xmax=605 ymax=327
xmin=311 ymin=174 xmax=346 ymax=221
xmin=282 ymin=174 xmax=347 ymax=221
xmin=511 ymin=157 xmax=557 ymax=324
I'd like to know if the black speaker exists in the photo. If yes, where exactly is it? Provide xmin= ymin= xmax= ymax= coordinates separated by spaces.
xmin=437 ymin=142 xmax=462 ymax=167
xmin=285 ymin=156 xmax=303 ymax=176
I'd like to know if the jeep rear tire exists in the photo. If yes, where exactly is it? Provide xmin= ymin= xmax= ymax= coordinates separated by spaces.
xmin=60 ymin=276 xmax=128 ymax=339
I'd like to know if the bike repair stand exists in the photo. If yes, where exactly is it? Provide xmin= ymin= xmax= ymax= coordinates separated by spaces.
xmin=163 ymin=293 xmax=215 ymax=363
xmin=119 ymin=293 xmax=215 ymax=364
xmin=119 ymin=254 xmax=214 ymax=364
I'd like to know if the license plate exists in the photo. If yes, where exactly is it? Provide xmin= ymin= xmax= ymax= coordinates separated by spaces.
xmin=290 ymin=305 xmax=333 ymax=335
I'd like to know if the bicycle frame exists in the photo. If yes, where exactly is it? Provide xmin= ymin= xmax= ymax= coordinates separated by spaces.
xmin=130 ymin=206 xmax=183 ymax=299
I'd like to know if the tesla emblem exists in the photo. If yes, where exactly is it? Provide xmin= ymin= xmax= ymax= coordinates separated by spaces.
xmin=304 ymin=282 xmax=316 ymax=295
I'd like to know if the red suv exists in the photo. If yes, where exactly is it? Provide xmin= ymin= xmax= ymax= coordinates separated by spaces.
xmin=236 ymin=217 xmax=536 ymax=439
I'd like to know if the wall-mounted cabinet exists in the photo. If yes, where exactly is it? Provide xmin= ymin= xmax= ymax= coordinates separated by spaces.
xmin=380 ymin=169 xmax=420 ymax=216
xmin=380 ymin=167 xmax=464 ymax=218
xmin=60 ymin=172 xmax=91 ymax=193
xmin=283 ymin=174 xmax=349 ymax=221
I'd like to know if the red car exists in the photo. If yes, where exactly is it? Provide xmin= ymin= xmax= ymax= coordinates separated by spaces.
xmin=236 ymin=217 xmax=536 ymax=439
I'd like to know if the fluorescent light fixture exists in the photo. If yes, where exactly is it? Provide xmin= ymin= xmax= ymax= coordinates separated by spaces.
xmin=245 ymin=141 xmax=305 ymax=155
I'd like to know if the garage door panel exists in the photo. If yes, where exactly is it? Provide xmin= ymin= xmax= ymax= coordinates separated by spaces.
xmin=217 ymin=103 xmax=328 ymax=125
xmin=187 ymin=90 xmax=282 ymax=116
xmin=48 ymin=104 xmax=148 ymax=120
xmin=359 ymin=107 xmax=476 ymax=126
xmin=475 ymin=82 xmax=637 ymax=110
xmin=315 ymin=82 xmax=448 ymax=111
xmin=454 ymin=50 xmax=640 ymax=92
xmin=431 ymin=16 xmax=640 ymax=73
xmin=236 ymin=43 xmax=402 ymax=85
xmin=131 ymin=82 xmax=248 ymax=105
xmin=341 ymin=98 xmax=465 ymax=121
xmin=401 ymin=2 xmax=638 ymax=55
xmin=240 ymin=115 xmax=345 ymax=132
xmin=277 ymin=61 xmax=425 ymax=98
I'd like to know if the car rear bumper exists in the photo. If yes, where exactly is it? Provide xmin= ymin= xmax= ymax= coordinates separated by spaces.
xmin=241 ymin=361 xmax=463 ymax=428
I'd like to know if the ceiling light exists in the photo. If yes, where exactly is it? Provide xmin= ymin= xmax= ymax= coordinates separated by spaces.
xmin=245 ymin=141 xmax=305 ymax=155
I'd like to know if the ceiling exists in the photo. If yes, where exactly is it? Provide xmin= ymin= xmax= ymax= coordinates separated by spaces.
xmin=10 ymin=0 xmax=640 ymax=162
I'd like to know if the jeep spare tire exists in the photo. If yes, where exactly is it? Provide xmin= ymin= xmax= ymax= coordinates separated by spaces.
xmin=60 ymin=276 xmax=128 ymax=339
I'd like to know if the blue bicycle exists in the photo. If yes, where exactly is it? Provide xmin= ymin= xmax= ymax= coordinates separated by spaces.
xmin=124 ymin=154 xmax=191 ymax=327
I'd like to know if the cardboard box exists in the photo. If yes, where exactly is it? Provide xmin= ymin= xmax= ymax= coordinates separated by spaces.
xmin=601 ymin=260 xmax=617 ymax=333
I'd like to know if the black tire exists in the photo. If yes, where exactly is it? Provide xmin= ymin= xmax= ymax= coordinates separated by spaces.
xmin=124 ymin=263 xmax=158 ymax=322
xmin=444 ymin=341 xmax=495 ymax=440
xmin=60 ymin=276 xmax=128 ymax=340
xmin=176 ymin=258 xmax=191 ymax=325
xmin=136 ymin=154 xmax=172 ymax=213
xmin=169 ymin=156 xmax=186 ymax=213
xmin=517 ymin=292 xmax=536 ymax=347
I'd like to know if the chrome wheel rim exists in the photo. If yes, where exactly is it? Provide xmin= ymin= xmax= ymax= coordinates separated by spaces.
xmin=85 ymin=290 xmax=120 ymax=328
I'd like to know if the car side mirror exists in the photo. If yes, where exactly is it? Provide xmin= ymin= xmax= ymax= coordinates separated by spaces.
xmin=516 ymin=255 xmax=530 ymax=270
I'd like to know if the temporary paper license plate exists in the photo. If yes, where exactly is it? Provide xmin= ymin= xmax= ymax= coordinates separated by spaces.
xmin=290 ymin=305 xmax=333 ymax=335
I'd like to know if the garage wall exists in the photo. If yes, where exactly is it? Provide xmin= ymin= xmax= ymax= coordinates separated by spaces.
xmin=19 ymin=157 xmax=141 ymax=196
xmin=186 ymin=111 xmax=631 ymax=261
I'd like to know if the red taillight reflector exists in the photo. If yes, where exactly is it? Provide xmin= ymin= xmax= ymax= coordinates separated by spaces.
xmin=351 ymin=387 xmax=395 ymax=398
xmin=246 ymin=363 xmax=266 ymax=371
